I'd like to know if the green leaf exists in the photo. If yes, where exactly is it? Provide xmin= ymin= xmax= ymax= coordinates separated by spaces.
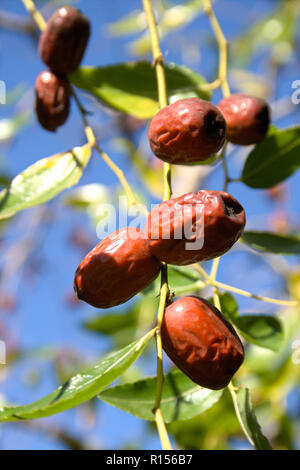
xmin=64 ymin=183 xmax=110 ymax=210
xmin=0 ymin=144 xmax=91 ymax=220
xmin=219 ymin=292 xmax=239 ymax=321
xmin=70 ymin=62 xmax=211 ymax=119
xmin=234 ymin=314 xmax=284 ymax=351
xmin=231 ymin=386 xmax=273 ymax=450
xmin=168 ymin=266 xmax=200 ymax=290
xmin=242 ymin=126 xmax=300 ymax=188
xmin=0 ymin=333 xmax=153 ymax=422
xmin=84 ymin=310 xmax=138 ymax=336
xmin=151 ymin=265 xmax=202 ymax=296
xmin=99 ymin=370 xmax=223 ymax=423
xmin=107 ymin=10 xmax=146 ymax=36
xmin=241 ymin=231 xmax=300 ymax=255
xmin=83 ymin=296 xmax=158 ymax=349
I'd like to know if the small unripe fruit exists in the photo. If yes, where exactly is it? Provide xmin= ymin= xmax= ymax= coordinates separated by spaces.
xmin=148 ymin=98 xmax=226 ymax=164
xmin=35 ymin=71 xmax=70 ymax=132
xmin=162 ymin=296 xmax=244 ymax=390
xmin=145 ymin=190 xmax=246 ymax=265
xmin=218 ymin=94 xmax=270 ymax=146
xmin=73 ymin=228 xmax=161 ymax=309
xmin=39 ymin=6 xmax=90 ymax=75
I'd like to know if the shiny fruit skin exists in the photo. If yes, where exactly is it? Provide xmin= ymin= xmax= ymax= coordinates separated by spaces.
xmin=218 ymin=94 xmax=270 ymax=146
xmin=162 ymin=296 xmax=244 ymax=390
xmin=145 ymin=190 xmax=246 ymax=265
xmin=148 ymin=98 xmax=226 ymax=164
xmin=35 ymin=71 xmax=70 ymax=132
xmin=73 ymin=227 xmax=161 ymax=309
xmin=39 ymin=6 xmax=90 ymax=75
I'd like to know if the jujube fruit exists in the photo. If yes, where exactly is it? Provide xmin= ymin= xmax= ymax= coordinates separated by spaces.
xmin=217 ymin=94 xmax=270 ymax=145
xmin=161 ymin=296 xmax=244 ymax=390
xmin=35 ymin=71 xmax=70 ymax=132
xmin=39 ymin=6 xmax=90 ymax=75
xmin=148 ymin=98 xmax=226 ymax=164
xmin=145 ymin=190 xmax=246 ymax=265
xmin=73 ymin=227 xmax=161 ymax=309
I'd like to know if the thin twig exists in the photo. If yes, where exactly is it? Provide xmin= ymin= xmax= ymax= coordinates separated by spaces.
xmin=21 ymin=0 xmax=46 ymax=31
xmin=142 ymin=0 xmax=172 ymax=451
xmin=203 ymin=0 xmax=230 ymax=98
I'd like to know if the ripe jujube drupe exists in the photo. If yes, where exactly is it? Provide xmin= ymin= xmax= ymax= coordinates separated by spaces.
xmin=39 ymin=5 xmax=90 ymax=75
xmin=218 ymin=94 xmax=270 ymax=146
xmin=145 ymin=190 xmax=246 ymax=265
xmin=148 ymin=98 xmax=226 ymax=164
xmin=73 ymin=227 xmax=161 ymax=309
xmin=161 ymin=296 xmax=244 ymax=390
xmin=35 ymin=71 xmax=70 ymax=132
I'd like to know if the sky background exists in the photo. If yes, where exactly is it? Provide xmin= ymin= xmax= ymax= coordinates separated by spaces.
xmin=0 ymin=0 xmax=300 ymax=450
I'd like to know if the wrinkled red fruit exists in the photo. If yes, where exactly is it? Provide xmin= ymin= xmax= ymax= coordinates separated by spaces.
xmin=39 ymin=6 xmax=90 ymax=75
xmin=73 ymin=227 xmax=161 ymax=309
xmin=35 ymin=71 xmax=70 ymax=132
xmin=162 ymin=296 xmax=244 ymax=390
xmin=218 ymin=94 xmax=270 ymax=146
xmin=148 ymin=98 xmax=226 ymax=164
xmin=145 ymin=190 xmax=246 ymax=265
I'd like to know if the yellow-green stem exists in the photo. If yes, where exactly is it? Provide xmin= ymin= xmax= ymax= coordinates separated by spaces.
xmin=21 ymin=0 xmax=46 ymax=31
xmin=142 ymin=0 xmax=172 ymax=451
xmin=203 ymin=0 xmax=230 ymax=98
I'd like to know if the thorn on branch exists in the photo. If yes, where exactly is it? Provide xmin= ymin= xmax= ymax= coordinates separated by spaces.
xmin=152 ymin=54 xmax=165 ymax=67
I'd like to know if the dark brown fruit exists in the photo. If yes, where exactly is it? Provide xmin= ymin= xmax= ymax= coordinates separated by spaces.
xmin=218 ymin=94 xmax=270 ymax=145
xmin=39 ymin=6 xmax=90 ymax=75
xmin=73 ymin=227 xmax=161 ymax=309
xmin=145 ymin=190 xmax=246 ymax=265
xmin=162 ymin=296 xmax=244 ymax=390
xmin=148 ymin=98 xmax=226 ymax=164
xmin=35 ymin=71 xmax=70 ymax=132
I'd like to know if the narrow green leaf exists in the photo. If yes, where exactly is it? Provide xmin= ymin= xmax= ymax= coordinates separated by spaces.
xmin=242 ymin=126 xmax=300 ymax=188
xmin=0 ymin=144 xmax=91 ymax=220
xmin=234 ymin=314 xmax=284 ymax=352
xmin=70 ymin=62 xmax=211 ymax=119
xmin=0 ymin=333 xmax=153 ymax=422
xmin=99 ymin=370 xmax=223 ymax=423
xmin=230 ymin=386 xmax=273 ymax=450
xmin=241 ymin=231 xmax=300 ymax=255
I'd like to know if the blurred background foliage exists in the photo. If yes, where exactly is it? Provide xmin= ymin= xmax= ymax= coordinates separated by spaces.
xmin=0 ymin=0 xmax=300 ymax=450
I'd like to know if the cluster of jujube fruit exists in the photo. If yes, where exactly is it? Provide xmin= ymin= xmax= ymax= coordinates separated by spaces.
xmin=35 ymin=6 xmax=90 ymax=131
xmin=38 ymin=7 xmax=271 ymax=390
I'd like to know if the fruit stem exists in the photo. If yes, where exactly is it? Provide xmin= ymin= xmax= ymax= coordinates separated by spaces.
xmin=142 ymin=0 xmax=173 ymax=451
xmin=203 ymin=0 xmax=230 ymax=98
xmin=219 ymin=143 xmax=231 ymax=191
xmin=21 ymin=0 xmax=46 ymax=31
xmin=213 ymin=279 xmax=298 ymax=307
xmin=194 ymin=264 xmax=298 ymax=307
xmin=71 ymin=82 xmax=148 ymax=215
